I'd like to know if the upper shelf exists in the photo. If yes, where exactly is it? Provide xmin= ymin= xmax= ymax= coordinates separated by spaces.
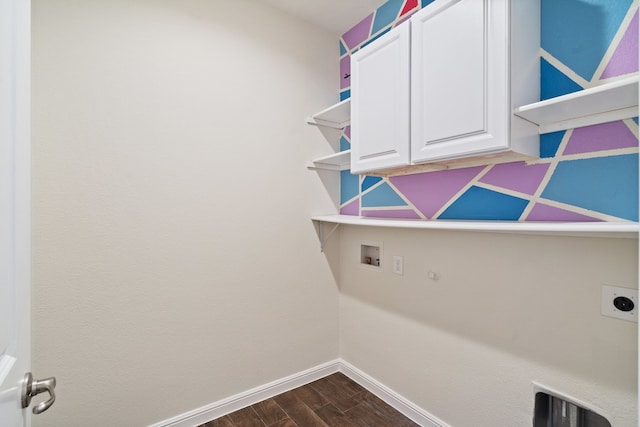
xmin=312 ymin=215 xmax=639 ymax=239
xmin=514 ymin=75 xmax=639 ymax=134
xmin=306 ymin=99 xmax=351 ymax=129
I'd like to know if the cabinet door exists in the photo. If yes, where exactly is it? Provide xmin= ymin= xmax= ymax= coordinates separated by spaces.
xmin=350 ymin=23 xmax=410 ymax=174
xmin=411 ymin=0 xmax=508 ymax=163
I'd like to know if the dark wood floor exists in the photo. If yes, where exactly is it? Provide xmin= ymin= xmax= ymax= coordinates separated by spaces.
xmin=199 ymin=372 xmax=420 ymax=427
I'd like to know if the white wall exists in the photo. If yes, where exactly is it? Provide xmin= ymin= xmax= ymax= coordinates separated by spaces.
xmin=31 ymin=1 xmax=340 ymax=425
xmin=338 ymin=226 xmax=638 ymax=426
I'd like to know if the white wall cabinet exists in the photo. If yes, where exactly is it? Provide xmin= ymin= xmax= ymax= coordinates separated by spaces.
xmin=350 ymin=0 xmax=540 ymax=175
xmin=350 ymin=23 xmax=411 ymax=174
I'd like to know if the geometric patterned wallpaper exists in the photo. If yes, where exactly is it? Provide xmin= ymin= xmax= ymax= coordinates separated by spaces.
xmin=338 ymin=0 xmax=639 ymax=222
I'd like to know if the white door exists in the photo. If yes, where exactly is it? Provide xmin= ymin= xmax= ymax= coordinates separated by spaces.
xmin=0 ymin=0 xmax=32 ymax=424
xmin=350 ymin=22 xmax=411 ymax=174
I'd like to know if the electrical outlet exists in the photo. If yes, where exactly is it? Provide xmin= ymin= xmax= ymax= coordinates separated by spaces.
xmin=601 ymin=284 xmax=638 ymax=322
xmin=393 ymin=256 xmax=403 ymax=275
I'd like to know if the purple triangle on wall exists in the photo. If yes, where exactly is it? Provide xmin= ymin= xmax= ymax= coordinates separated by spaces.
xmin=526 ymin=203 xmax=601 ymax=222
xmin=340 ymin=56 xmax=351 ymax=90
xmin=563 ymin=121 xmax=638 ymax=155
xmin=389 ymin=167 xmax=484 ymax=218
xmin=479 ymin=162 xmax=550 ymax=195
xmin=601 ymin=11 xmax=638 ymax=79
xmin=340 ymin=198 xmax=359 ymax=215
xmin=342 ymin=14 xmax=374 ymax=50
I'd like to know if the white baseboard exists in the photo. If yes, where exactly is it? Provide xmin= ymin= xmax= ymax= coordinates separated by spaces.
xmin=339 ymin=359 xmax=450 ymax=427
xmin=149 ymin=358 xmax=448 ymax=427
xmin=148 ymin=360 xmax=340 ymax=427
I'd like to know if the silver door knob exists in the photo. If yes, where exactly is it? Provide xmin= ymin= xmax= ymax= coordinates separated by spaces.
xmin=21 ymin=372 xmax=57 ymax=414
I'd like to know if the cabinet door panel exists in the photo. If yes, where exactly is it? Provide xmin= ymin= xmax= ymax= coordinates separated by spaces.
xmin=351 ymin=24 xmax=410 ymax=174
xmin=411 ymin=0 xmax=508 ymax=163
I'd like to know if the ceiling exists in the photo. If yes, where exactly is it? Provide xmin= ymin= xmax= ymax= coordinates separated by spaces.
xmin=260 ymin=0 xmax=387 ymax=35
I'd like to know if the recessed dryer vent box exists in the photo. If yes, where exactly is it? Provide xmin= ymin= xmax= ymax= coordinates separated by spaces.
xmin=533 ymin=384 xmax=611 ymax=427
xmin=360 ymin=241 xmax=382 ymax=271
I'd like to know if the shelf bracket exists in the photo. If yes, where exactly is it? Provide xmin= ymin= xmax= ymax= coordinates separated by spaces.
xmin=317 ymin=221 xmax=340 ymax=253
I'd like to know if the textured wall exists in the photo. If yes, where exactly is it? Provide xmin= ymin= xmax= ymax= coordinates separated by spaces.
xmin=31 ymin=1 xmax=339 ymax=425
xmin=339 ymin=0 xmax=639 ymax=222
xmin=339 ymin=226 xmax=638 ymax=426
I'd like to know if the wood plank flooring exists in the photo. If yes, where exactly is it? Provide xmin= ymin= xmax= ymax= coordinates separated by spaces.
xmin=199 ymin=373 xmax=420 ymax=427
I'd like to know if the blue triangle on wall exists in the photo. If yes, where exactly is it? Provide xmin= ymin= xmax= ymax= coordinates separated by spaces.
xmin=541 ymin=0 xmax=633 ymax=82
xmin=361 ymin=176 xmax=383 ymax=192
xmin=541 ymin=154 xmax=639 ymax=221
xmin=340 ymin=136 xmax=351 ymax=151
xmin=541 ymin=58 xmax=583 ymax=100
xmin=540 ymin=130 xmax=566 ymax=158
xmin=362 ymin=182 xmax=407 ymax=207
xmin=439 ymin=186 xmax=529 ymax=221
xmin=340 ymin=170 xmax=360 ymax=204
xmin=371 ymin=0 xmax=404 ymax=35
